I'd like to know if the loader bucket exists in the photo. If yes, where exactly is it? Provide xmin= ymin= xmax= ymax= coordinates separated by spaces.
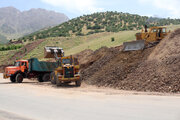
xmin=44 ymin=46 xmax=64 ymax=58
xmin=122 ymin=40 xmax=145 ymax=51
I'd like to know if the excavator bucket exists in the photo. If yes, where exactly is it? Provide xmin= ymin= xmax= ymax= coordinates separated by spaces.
xmin=44 ymin=46 xmax=64 ymax=58
xmin=122 ymin=40 xmax=145 ymax=51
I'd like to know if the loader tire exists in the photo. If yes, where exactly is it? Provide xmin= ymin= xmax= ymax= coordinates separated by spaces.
xmin=75 ymin=80 xmax=81 ymax=87
xmin=50 ymin=72 xmax=56 ymax=84
xmin=16 ymin=73 xmax=23 ymax=83
xmin=10 ymin=76 xmax=16 ymax=83
xmin=56 ymin=74 xmax=61 ymax=86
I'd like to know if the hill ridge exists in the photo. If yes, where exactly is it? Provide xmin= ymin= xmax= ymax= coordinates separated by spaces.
xmin=18 ymin=11 xmax=180 ymax=42
xmin=0 ymin=6 xmax=69 ymax=43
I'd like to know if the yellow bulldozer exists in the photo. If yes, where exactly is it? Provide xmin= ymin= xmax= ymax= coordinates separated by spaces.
xmin=123 ymin=26 xmax=170 ymax=51
xmin=44 ymin=46 xmax=81 ymax=87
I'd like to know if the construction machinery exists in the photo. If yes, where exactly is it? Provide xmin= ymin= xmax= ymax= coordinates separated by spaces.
xmin=3 ymin=46 xmax=64 ymax=83
xmin=44 ymin=46 xmax=64 ymax=59
xmin=3 ymin=58 xmax=58 ymax=83
xmin=123 ymin=26 xmax=170 ymax=51
xmin=44 ymin=46 xmax=81 ymax=87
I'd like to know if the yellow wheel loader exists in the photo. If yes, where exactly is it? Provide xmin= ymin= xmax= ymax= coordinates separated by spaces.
xmin=44 ymin=46 xmax=81 ymax=87
xmin=50 ymin=56 xmax=81 ymax=86
xmin=123 ymin=26 xmax=170 ymax=51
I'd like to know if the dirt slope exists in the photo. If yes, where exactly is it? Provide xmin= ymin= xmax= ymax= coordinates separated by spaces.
xmin=79 ymin=29 xmax=180 ymax=93
xmin=124 ymin=29 xmax=180 ymax=93
xmin=80 ymin=46 xmax=155 ymax=88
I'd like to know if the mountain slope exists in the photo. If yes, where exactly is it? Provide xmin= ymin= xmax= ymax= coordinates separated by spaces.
xmin=0 ymin=34 xmax=7 ymax=43
xmin=0 ymin=24 xmax=179 ymax=68
xmin=18 ymin=11 xmax=180 ymax=41
xmin=0 ymin=7 xmax=69 ymax=42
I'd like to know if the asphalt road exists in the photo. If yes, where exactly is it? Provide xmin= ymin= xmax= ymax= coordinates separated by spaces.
xmin=0 ymin=74 xmax=180 ymax=120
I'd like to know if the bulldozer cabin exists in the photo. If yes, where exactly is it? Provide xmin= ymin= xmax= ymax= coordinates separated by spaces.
xmin=123 ymin=26 xmax=170 ymax=51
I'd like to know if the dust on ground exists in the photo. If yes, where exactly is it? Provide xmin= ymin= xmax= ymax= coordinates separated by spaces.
xmin=0 ymin=73 xmax=179 ymax=97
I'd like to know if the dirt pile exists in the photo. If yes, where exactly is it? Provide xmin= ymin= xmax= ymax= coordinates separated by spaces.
xmin=123 ymin=29 xmax=180 ymax=93
xmin=80 ymin=46 xmax=155 ymax=88
xmin=74 ymin=49 xmax=93 ymax=69
xmin=79 ymin=29 xmax=180 ymax=93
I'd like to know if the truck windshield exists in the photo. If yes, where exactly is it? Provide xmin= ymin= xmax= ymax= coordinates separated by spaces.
xmin=14 ymin=62 xmax=20 ymax=66
xmin=62 ymin=59 xmax=71 ymax=65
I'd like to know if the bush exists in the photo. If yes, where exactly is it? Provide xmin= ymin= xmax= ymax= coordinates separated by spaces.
xmin=0 ymin=44 xmax=23 ymax=51
xmin=111 ymin=37 xmax=115 ymax=42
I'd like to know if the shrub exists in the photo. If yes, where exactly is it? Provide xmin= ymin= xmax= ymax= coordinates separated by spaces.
xmin=111 ymin=37 xmax=115 ymax=42
xmin=0 ymin=44 xmax=23 ymax=51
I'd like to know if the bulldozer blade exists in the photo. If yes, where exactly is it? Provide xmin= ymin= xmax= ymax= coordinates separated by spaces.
xmin=44 ymin=46 xmax=64 ymax=58
xmin=122 ymin=40 xmax=145 ymax=51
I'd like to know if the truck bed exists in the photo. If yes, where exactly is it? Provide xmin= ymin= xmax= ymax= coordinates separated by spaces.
xmin=28 ymin=58 xmax=57 ymax=72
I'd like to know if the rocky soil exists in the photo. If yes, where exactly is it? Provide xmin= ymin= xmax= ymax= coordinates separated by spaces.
xmin=78 ymin=29 xmax=180 ymax=93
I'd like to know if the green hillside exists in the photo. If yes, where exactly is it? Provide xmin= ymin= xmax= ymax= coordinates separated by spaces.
xmin=23 ymin=24 xmax=180 ymax=60
xmin=23 ymin=31 xmax=137 ymax=60
xmin=18 ymin=11 xmax=180 ymax=42
xmin=0 ymin=24 xmax=180 ymax=66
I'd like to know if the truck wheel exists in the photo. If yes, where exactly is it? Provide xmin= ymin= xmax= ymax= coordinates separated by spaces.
xmin=10 ymin=76 xmax=16 ymax=83
xmin=56 ymin=74 xmax=61 ymax=86
xmin=38 ymin=75 xmax=43 ymax=82
xmin=50 ymin=72 xmax=56 ymax=84
xmin=42 ymin=73 xmax=50 ymax=82
xmin=16 ymin=73 xmax=23 ymax=83
xmin=75 ymin=80 xmax=81 ymax=87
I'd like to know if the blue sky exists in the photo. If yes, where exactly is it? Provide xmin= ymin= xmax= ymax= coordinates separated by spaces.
xmin=0 ymin=0 xmax=180 ymax=19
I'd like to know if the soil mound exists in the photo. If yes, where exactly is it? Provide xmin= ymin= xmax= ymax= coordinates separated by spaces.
xmin=74 ymin=49 xmax=93 ymax=69
xmin=80 ymin=46 xmax=155 ymax=88
xmin=79 ymin=29 xmax=180 ymax=93
xmin=124 ymin=29 xmax=180 ymax=93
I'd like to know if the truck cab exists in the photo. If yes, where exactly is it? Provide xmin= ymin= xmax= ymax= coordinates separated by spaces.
xmin=3 ymin=60 xmax=28 ymax=83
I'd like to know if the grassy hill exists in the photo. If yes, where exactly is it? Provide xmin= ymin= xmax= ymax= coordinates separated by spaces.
xmin=0 ymin=30 xmax=137 ymax=66
xmin=18 ymin=11 xmax=180 ymax=42
xmin=23 ymin=31 xmax=137 ymax=60
xmin=22 ymin=24 xmax=180 ymax=60
xmin=1 ymin=11 xmax=180 ymax=67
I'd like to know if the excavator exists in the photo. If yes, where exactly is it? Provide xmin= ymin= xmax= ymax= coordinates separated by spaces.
xmin=123 ymin=25 xmax=170 ymax=51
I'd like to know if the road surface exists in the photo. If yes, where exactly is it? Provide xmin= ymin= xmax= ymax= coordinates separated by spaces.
xmin=0 ymin=74 xmax=180 ymax=120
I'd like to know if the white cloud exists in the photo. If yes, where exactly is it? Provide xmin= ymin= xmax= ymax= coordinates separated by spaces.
xmin=41 ymin=0 xmax=104 ymax=14
xmin=138 ymin=0 xmax=180 ymax=18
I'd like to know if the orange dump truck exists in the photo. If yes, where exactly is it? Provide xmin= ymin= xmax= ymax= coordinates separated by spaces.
xmin=3 ymin=58 xmax=57 ymax=83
